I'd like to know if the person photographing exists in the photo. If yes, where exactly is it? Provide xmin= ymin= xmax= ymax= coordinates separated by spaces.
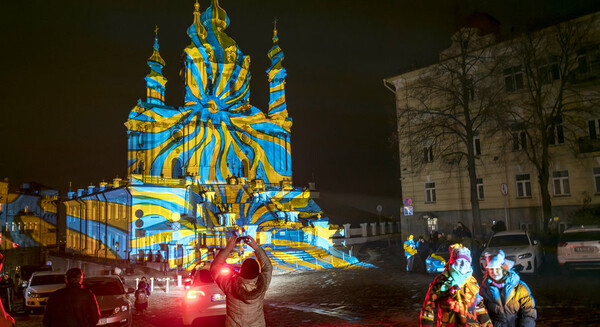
xmin=210 ymin=234 xmax=272 ymax=327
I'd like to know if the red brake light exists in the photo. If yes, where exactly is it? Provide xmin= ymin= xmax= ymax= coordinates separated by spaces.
xmin=186 ymin=290 xmax=206 ymax=299
xmin=558 ymin=242 xmax=567 ymax=247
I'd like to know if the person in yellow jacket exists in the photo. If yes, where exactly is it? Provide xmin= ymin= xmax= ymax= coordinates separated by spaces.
xmin=420 ymin=244 xmax=492 ymax=327
xmin=404 ymin=235 xmax=418 ymax=272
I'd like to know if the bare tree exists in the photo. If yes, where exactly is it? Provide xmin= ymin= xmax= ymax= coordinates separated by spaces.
xmin=506 ymin=15 xmax=600 ymax=231
xmin=397 ymin=28 xmax=508 ymax=238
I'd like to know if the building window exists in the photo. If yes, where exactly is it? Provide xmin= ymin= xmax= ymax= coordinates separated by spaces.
xmin=516 ymin=174 xmax=532 ymax=198
xmin=512 ymin=130 xmax=527 ymax=150
xmin=549 ymin=115 xmax=565 ymax=145
xmin=588 ymin=119 xmax=600 ymax=139
xmin=423 ymin=145 xmax=433 ymax=163
xmin=552 ymin=170 xmax=570 ymax=196
xmin=477 ymin=178 xmax=484 ymax=200
xmin=473 ymin=134 xmax=481 ymax=156
xmin=577 ymin=52 xmax=593 ymax=75
xmin=594 ymin=168 xmax=600 ymax=193
xmin=504 ymin=66 xmax=524 ymax=92
xmin=538 ymin=59 xmax=560 ymax=84
xmin=425 ymin=182 xmax=436 ymax=203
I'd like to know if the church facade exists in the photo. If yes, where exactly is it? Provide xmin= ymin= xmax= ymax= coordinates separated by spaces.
xmin=61 ymin=0 xmax=358 ymax=270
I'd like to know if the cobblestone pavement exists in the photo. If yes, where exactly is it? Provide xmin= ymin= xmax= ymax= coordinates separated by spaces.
xmin=12 ymin=242 xmax=600 ymax=326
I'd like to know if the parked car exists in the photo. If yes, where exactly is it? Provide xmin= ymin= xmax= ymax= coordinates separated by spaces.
xmin=15 ymin=264 xmax=52 ymax=297
xmin=425 ymin=242 xmax=452 ymax=273
xmin=24 ymin=271 xmax=65 ymax=313
xmin=557 ymin=225 xmax=600 ymax=270
xmin=182 ymin=264 xmax=238 ymax=326
xmin=83 ymin=276 xmax=134 ymax=327
xmin=479 ymin=230 xmax=543 ymax=273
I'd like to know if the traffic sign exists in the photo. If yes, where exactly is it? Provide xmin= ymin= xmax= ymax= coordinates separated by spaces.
xmin=403 ymin=206 xmax=413 ymax=216
xmin=500 ymin=183 xmax=508 ymax=196
xmin=403 ymin=198 xmax=412 ymax=206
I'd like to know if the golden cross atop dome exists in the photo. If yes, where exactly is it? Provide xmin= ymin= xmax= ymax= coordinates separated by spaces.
xmin=273 ymin=17 xmax=278 ymax=30
xmin=154 ymin=25 xmax=159 ymax=37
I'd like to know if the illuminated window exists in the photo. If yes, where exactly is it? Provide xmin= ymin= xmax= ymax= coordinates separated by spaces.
xmin=425 ymin=182 xmax=436 ymax=203
xmin=516 ymin=174 xmax=532 ymax=198
xmin=552 ymin=170 xmax=570 ymax=196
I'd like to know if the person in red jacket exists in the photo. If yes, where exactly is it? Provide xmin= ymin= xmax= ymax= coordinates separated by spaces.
xmin=210 ymin=234 xmax=272 ymax=327
xmin=43 ymin=267 xmax=100 ymax=327
xmin=0 ymin=253 xmax=14 ymax=327
xmin=420 ymin=244 xmax=492 ymax=327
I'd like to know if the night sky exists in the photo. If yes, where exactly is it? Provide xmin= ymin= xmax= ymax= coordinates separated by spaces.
xmin=1 ymin=0 xmax=599 ymax=197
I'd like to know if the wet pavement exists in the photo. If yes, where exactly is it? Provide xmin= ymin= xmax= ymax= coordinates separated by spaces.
xmin=10 ymin=241 xmax=600 ymax=326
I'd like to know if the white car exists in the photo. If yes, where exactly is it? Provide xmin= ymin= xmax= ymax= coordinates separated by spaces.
xmin=24 ymin=271 xmax=65 ymax=312
xmin=557 ymin=225 xmax=600 ymax=270
xmin=479 ymin=230 xmax=543 ymax=273
xmin=182 ymin=264 xmax=239 ymax=326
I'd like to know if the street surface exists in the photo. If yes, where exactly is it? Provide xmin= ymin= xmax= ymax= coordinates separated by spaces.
xmin=11 ymin=242 xmax=600 ymax=326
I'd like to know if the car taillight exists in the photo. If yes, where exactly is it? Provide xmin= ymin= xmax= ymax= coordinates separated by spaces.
xmin=558 ymin=242 xmax=568 ymax=247
xmin=186 ymin=290 xmax=206 ymax=299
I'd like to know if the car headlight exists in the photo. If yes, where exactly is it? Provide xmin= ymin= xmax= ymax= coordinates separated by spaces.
xmin=27 ymin=292 xmax=42 ymax=298
xmin=518 ymin=253 xmax=532 ymax=259
xmin=114 ymin=305 xmax=128 ymax=314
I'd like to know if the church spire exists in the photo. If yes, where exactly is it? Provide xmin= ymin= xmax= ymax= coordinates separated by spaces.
xmin=145 ymin=26 xmax=167 ymax=105
xmin=202 ymin=0 xmax=229 ymax=32
xmin=266 ymin=18 xmax=288 ymax=121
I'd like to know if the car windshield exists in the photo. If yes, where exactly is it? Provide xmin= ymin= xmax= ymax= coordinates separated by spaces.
xmin=489 ymin=234 xmax=530 ymax=247
xmin=562 ymin=231 xmax=600 ymax=242
xmin=30 ymin=275 xmax=65 ymax=286
xmin=84 ymin=279 xmax=125 ymax=296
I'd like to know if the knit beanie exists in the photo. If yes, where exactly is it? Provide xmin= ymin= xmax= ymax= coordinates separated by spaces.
xmin=448 ymin=243 xmax=472 ymax=265
xmin=484 ymin=249 xmax=514 ymax=270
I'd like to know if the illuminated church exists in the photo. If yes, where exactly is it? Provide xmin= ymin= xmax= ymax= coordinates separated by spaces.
xmin=59 ymin=0 xmax=358 ymax=270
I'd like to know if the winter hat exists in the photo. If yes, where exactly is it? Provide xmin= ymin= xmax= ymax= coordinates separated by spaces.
xmin=240 ymin=258 xmax=260 ymax=279
xmin=448 ymin=243 xmax=472 ymax=265
xmin=484 ymin=250 xmax=514 ymax=270
xmin=407 ymin=235 xmax=414 ymax=240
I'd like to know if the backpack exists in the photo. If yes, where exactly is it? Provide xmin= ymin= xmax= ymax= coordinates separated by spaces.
xmin=136 ymin=289 xmax=148 ymax=304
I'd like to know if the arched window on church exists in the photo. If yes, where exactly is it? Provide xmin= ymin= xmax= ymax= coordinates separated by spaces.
xmin=242 ymin=158 xmax=249 ymax=178
xmin=137 ymin=160 xmax=145 ymax=174
xmin=172 ymin=158 xmax=183 ymax=179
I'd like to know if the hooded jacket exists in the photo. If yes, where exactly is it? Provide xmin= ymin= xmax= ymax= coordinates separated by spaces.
xmin=211 ymin=247 xmax=273 ymax=327
xmin=479 ymin=270 xmax=536 ymax=327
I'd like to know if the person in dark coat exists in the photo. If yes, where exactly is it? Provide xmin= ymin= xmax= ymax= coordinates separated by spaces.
xmin=480 ymin=250 xmax=537 ymax=327
xmin=134 ymin=277 xmax=151 ymax=314
xmin=416 ymin=236 xmax=430 ymax=272
xmin=43 ymin=267 xmax=100 ymax=327
xmin=0 ymin=273 xmax=14 ymax=313
xmin=211 ymin=234 xmax=272 ymax=327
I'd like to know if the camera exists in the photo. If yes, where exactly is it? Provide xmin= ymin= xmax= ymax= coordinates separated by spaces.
xmin=237 ymin=236 xmax=250 ymax=243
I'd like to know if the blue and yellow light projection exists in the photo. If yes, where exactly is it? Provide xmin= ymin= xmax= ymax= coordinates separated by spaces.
xmin=64 ymin=0 xmax=360 ymax=271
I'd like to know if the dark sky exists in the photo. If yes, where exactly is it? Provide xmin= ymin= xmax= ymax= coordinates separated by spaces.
xmin=1 ymin=0 xmax=599 ymax=196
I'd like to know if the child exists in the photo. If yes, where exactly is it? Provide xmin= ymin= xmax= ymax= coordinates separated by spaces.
xmin=420 ymin=244 xmax=492 ymax=327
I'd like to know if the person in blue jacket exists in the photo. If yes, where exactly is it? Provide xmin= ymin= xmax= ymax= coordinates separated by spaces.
xmin=479 ymin=250 xmax=537 ymax=327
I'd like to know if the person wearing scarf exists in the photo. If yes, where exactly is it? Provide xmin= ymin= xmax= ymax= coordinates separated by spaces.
xmin=479 ymin=250 xmax=537 ymax=327
xmin=420 ymin=244 xmax=492 ymax=327
xmin=210 ymin=234 xmax=272 ymax=327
